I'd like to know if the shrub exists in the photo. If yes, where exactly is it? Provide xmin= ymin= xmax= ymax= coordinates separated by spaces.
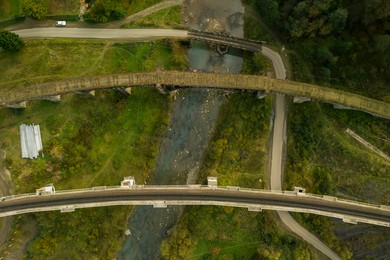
xmin=0 ymin=30 xmax=25 ymax=52
xmin=20 ymin=0 xmax=48 ymax=20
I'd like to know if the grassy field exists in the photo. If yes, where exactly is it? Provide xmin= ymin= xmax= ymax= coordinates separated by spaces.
xmin=0 ymin=0 xmax=21 ymax=19
xmin=123 ymin=5 xmax=181 ymax=29
xmin=284 ymin=102 xmax=390 ymax=258
xmin=47 ymin=0 xmax=79 ymax=15
xmin=127 ymin=0 xmax=163 ymax=15
xmin=0 ymin=39 xmax=185 ymax=91
xmin=0 ymin=38 xmax=187 ymax=258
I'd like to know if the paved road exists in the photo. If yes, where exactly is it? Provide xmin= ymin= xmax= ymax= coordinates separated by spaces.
xmin=13 ymin=28 xmax=188 ymax=40
xmin=262 ymin=47 xmax=342 ymax=259
xmin=1 ymin=188 xmax=389 ymax=224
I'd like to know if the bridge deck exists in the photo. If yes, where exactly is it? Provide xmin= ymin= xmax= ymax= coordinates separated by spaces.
xmin=0 ymin=71 xmax=389 ymax=119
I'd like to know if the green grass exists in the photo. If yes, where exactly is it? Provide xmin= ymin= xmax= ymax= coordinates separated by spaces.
xmin=0 ymin=0 xmax=21 ymax=19
xmin=198 ymin=93 xmax=271 ymax=188
xmin=47 ymin=0 xmax=79 ymax=15
xmin=128 ymin=0 xmax=163 ymax=15
xmin=123 ymin=5 xmax=181 ymax=28
xmin=0 ymin=39 xmax=184 ymax=91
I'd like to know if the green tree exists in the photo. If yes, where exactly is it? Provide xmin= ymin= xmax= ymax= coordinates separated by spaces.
xmin=329 ymin=8 xmax=348 ymax=33
xmin=0 ymin=30 xmax=25 ymax=52
xmin=84 ymin=0 xmax=127 ymax=23
xmin=20 ymin=0 xmax=48 ymax=20
xmin=255 ymin=0 xmax=279 ymax=24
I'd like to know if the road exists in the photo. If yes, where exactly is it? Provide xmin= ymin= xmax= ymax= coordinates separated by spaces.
xmin=13 ymin=28 xmax=188 ymax=40
xmin=262 ymin=46 xmax=342 ymax=259
xmin=1 ymin=187 xmax=389 ymax=225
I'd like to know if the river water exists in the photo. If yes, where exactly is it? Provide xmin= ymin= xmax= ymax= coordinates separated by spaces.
xmin=116 ymin=1 xmax=244 ymax=259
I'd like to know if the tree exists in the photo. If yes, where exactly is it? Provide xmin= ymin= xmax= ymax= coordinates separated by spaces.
xmin=329 ymin=8 xmax=348 ymax=33
xmin=0 ymin=30 xmax=25 ymax=52
xmin=20 ymin=0 xmax=48 ymax=20
xmin=84 ymin=0 xmax=127 ymax=23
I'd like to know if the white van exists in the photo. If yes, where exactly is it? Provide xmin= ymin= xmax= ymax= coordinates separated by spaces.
xmin=55 ymin=21 xmax=67 ymax=27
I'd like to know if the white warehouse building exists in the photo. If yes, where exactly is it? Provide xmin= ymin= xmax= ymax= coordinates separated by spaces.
xmin=20 ymin=124 xmax=43 ymax=159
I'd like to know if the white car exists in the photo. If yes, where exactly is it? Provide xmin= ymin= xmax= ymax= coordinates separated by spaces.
xmin=55 ymin=21 xmax=67 ymax=27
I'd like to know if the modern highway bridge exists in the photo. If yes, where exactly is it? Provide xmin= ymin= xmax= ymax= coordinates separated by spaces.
xmin=1 ymin=71 xmax=389 ymax=119
xmin=1 ymin=183 xmax=389 ymax=227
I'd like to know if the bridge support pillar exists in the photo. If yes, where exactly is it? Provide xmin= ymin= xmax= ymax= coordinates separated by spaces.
xmin=76 ymin=90 xmax=95 ymax=97
xmin=36 ymin=184 xmax=55 ymax=195
xmin=61 ymin=206 xmax=75 ymax=213
xmin=5 ymin=101 xmax=27 ymax=109
xmin=248 ymin=207 xmax=263 ymax=212
xmin=342 ymin=217 xmax=358 ymax=225
xmin=41 ymin=95 xmax=61 ymax=102
xmin=115 ymin=87 xmax=132 ymax=95
xmin=156 ymin=83 xmax=167 ymax=94
xmin=207 ymin=177 xmax=218 ymax=188
xmin=121 ymin=176 xmax=136 ymax=188
xmin=153 ymin=202 xmax=167 ymax=208
xmin=293 ymin=96 xmax=311 ymax=103
xmin=334 ymin=104 xmax=354 ymax=110
xmin=256 ymin=90 xmax=269 ymax=99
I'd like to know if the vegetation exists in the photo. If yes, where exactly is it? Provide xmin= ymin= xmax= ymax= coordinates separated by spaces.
xmin=0 ymin=38 xmax=187 ymax=257
xmin=0 ymin=39 xmax=186 ymax=91
xmin=84 ymin=0 xmax=127 ymax=23
xmin=160 ymin=92 xmax=316 ymax=259
xmin=47 ymin=0 xmax=79 ymax=15
xmin=127 ymin=0 xmax=163 ymax=16
xmin=245 ymin=0 xmax=390 ymax=99
xmin=123 ymin=6 xmax=182 ymax=29
xmin=284 ymin=102 xmax=390 ymax=258
xmin=0 ymin=29 xmax=25 ymax=52
xmin=0 ymin=0 xmax=21 ymax=19
xmin=19 ymin=0 xmax=48 ymax=20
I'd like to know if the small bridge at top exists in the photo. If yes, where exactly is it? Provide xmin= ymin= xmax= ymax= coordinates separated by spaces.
xmin=188 ymin=30 xmax=263 ymax=52
xmin=1 ymin=71 xmax=389 ymax=119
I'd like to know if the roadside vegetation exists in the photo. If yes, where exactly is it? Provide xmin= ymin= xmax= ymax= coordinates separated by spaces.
xmin=0 ymin=39 xmax=185 ymax=91
xmin=0 ymin=38 xmax=187 ymax=257
xmin=0 ymin=29 xmax=25 ymax=52
xmin=285 ymin=102 xmax=390 ymax=258
xmin=122 ymin=5 xmax=181 ymax=29
xmin=243 ymin=0 xmax=390 ymax=258
xmin=0 ymin=0 xmax=21 ymax=19
xmin=245 ymin=0 xmax=390 ymax=100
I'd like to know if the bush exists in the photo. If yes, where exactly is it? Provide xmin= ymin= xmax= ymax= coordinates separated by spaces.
xmin=0 ymin=30 xmax=25 ymax=52
xmin=20 ymin=0 xmax=48 ymax=20
xmin=84 ymin=0 xmax=127 ymax=23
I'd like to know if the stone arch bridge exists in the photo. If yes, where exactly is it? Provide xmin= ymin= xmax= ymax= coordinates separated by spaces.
xmin=0 ymin=71 xmax=389 ymax=119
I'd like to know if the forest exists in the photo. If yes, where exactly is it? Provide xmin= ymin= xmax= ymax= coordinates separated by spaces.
xmin=246 ymin=0 xmax=390 ymax=98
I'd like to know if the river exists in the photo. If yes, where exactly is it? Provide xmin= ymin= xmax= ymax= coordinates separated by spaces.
xmin=116 ymin=1 xmax=244 ymax=259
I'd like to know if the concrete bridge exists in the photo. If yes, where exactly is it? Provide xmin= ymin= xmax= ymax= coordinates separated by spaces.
xmin=1 ymin=182 xmax=389 ymax=227
xmin=1 ymin=71 xmax=389 ymax=119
